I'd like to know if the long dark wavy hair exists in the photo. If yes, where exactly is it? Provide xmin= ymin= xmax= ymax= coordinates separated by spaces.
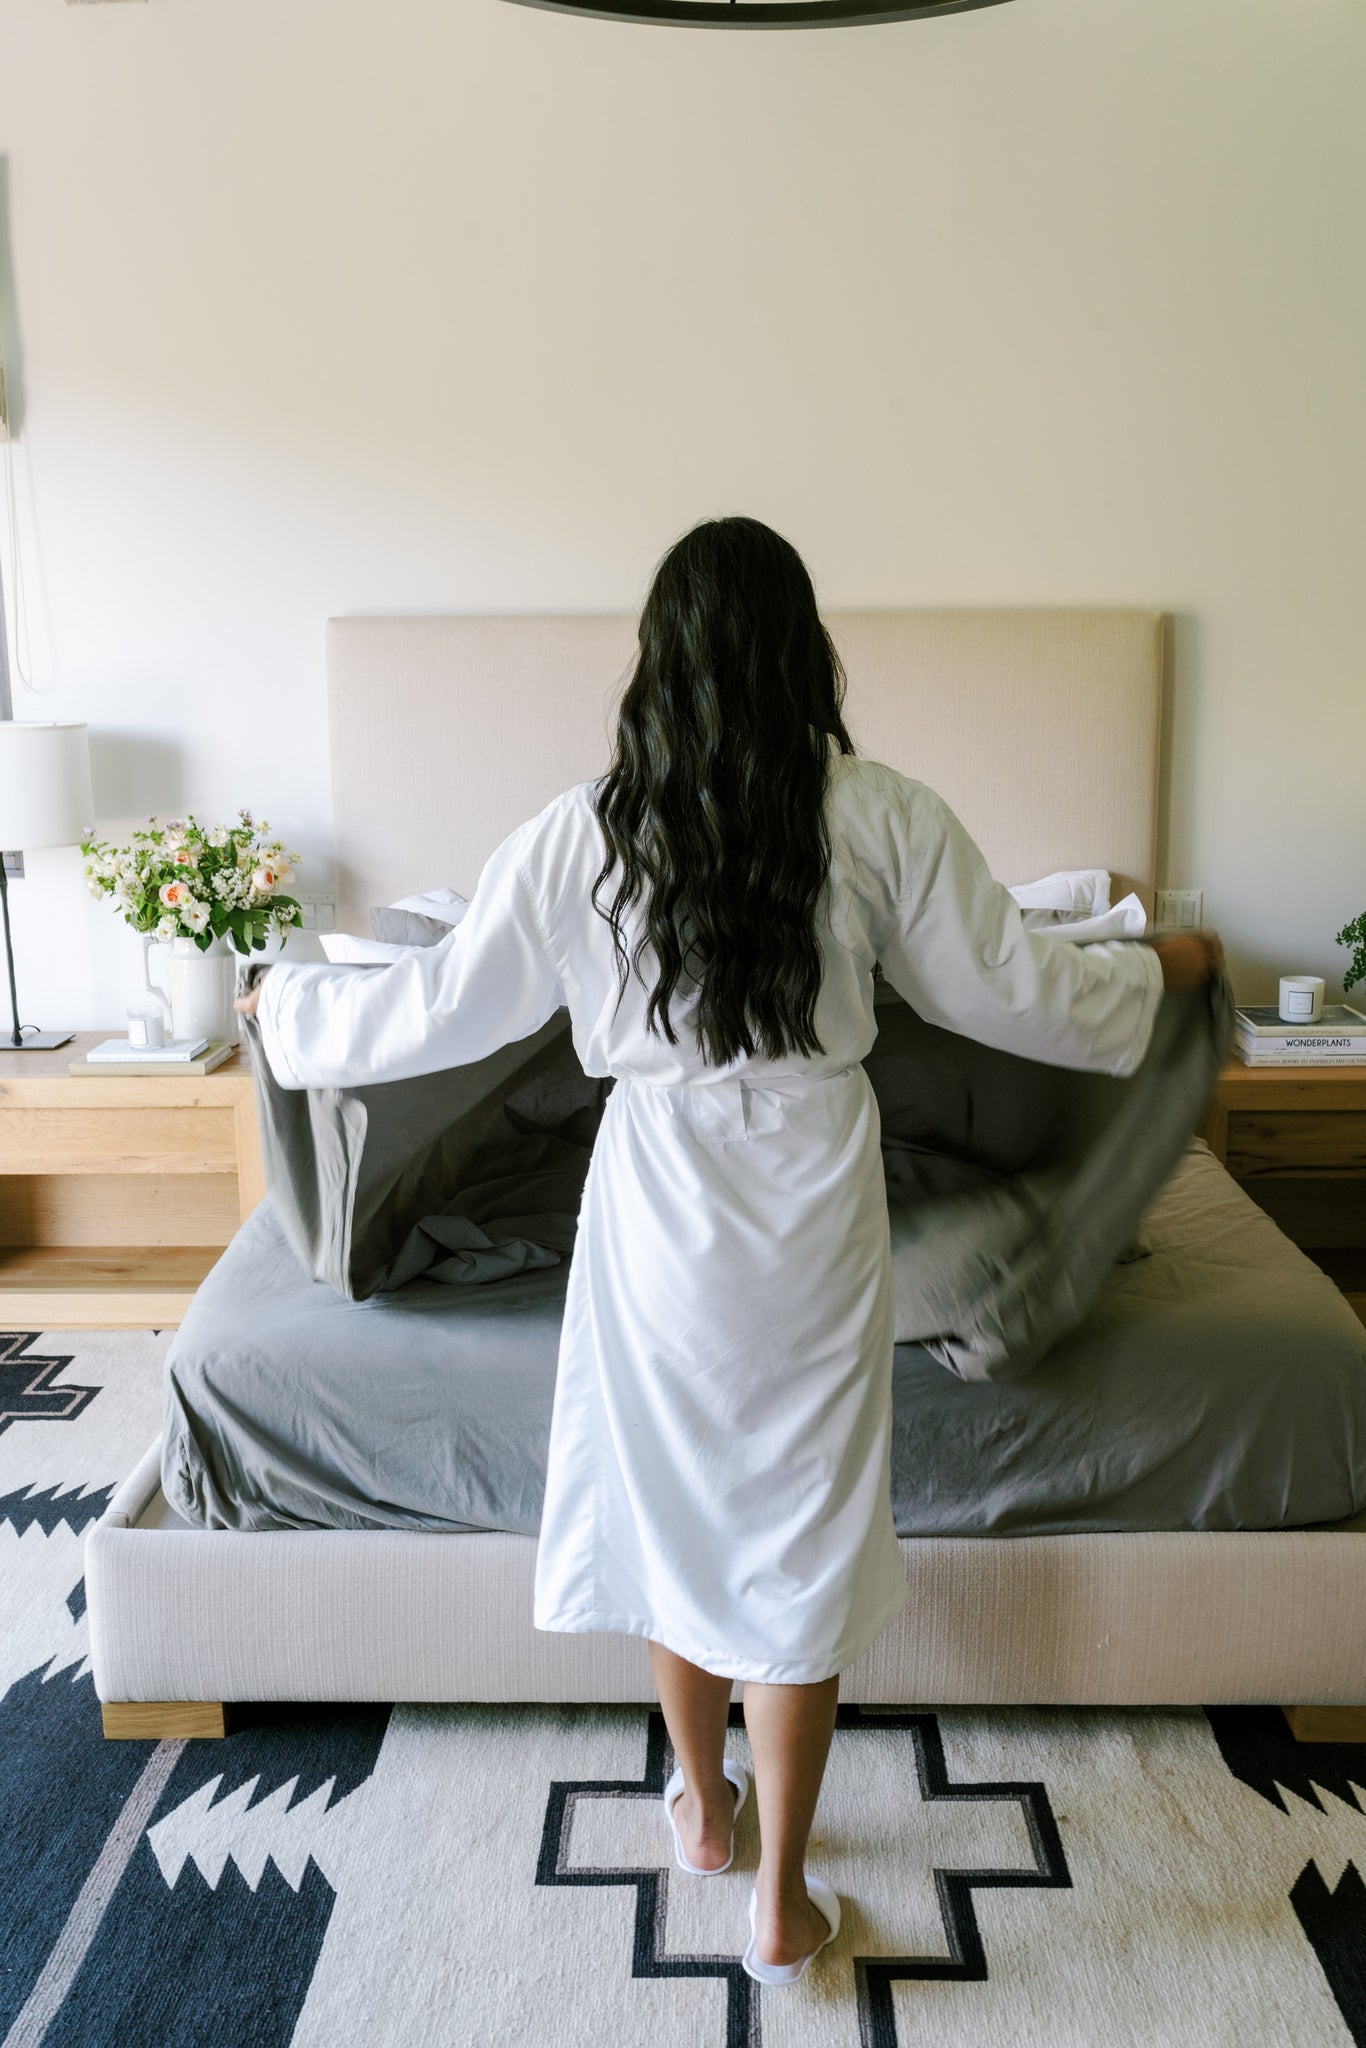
xmin=591 ymin=517 xmax=855 ymax=1066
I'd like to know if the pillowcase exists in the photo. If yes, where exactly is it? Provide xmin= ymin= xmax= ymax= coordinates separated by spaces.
xmin=369 ymin=888 xmax=471 ymax=948
xmin=390 ymin=888 xmax=470 ymax=921
xmin=369 ymin=907 xmax=459 ymax=947
xmin=1007 ymin=868 xmax=1111 ymax=915
xmin=1020 ymin=895 xmax=1148 ymax=944
xmin=1007 ymin=870 xmax=1148 ymax=945
xmin=319 ymin=932 xmax=409 ymax=965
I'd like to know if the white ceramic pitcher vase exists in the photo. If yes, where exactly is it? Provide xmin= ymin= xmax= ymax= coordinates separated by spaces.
xmin=143 ymin=935 xmax=238 ymax=1047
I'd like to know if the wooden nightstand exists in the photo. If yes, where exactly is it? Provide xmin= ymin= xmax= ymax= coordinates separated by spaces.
xmin=0 ymin=1032 xmax=264 ymax=1329
xmin=1203 ymin=1059 xmax=1366 ymax=1325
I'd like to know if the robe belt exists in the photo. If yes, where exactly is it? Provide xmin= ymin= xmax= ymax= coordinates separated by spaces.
xmin=613 ymin=1064 xmax=864 ymax=1143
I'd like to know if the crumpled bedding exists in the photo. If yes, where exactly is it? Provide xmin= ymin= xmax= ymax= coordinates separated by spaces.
xmin=161 ymin=1137 xmax=1366 ymax=1536
xmin=232 ymin=964 xmax=1234 ymax=1385
xmin=159 ymin=962 xmax=1366 ymax=1535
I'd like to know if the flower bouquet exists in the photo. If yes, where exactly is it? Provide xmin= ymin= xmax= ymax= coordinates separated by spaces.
xmin=81 ymin=811 xmax=303 ymax=953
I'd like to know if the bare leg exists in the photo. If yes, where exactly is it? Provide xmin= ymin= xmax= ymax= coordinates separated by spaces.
xmin=648 ymin=1639 xmax=737 ymax=1872
xmin=743 ymin=1673 xmax=840 ymax=1965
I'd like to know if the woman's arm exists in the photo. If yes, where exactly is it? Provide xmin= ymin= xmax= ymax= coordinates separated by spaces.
xmin=235 ymin=819 xmax=563 ymax=1090
xmin=873 ymin=779 xmax=1217 ymax=1078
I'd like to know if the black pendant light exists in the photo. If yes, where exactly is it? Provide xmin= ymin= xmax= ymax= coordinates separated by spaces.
xmin=503 ymin=0 xmax=1008 ymax=28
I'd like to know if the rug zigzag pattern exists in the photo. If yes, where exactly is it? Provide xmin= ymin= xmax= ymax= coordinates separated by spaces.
xmin=0 ymin=1333 xmax=97 ymax=1436
xmin=1291 ymin=1860 xmax=1366 ymax=2048
xmin=4 ymin=1327 xmax=1366 ymax=2047
xmin=0 ymin=1482 xmax=114 ymax=1538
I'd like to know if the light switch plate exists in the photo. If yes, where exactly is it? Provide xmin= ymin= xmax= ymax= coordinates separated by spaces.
xmin=1155 ymin=889 xmax=1203 ymax=932
xmin=291 ymin=889 xmax=337 ymax=934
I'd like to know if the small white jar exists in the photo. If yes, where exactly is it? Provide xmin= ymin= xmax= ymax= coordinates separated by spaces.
xmin=126 ymin=1003 xmax=167 ymax=1050
xmin=1278 ymin=975 xmax=1325 ymax=1024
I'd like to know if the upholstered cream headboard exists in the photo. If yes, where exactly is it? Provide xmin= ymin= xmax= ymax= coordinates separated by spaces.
xmin=327 ymin=609 xmax=1163 ymax=936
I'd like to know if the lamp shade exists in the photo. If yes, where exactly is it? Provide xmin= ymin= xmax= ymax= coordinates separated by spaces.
xmin=0 ymin=722 xmax=94 ymax=851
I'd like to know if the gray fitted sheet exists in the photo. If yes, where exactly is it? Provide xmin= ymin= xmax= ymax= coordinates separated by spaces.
xmin=163 ymin=1139 xmax=1366 ymax=1537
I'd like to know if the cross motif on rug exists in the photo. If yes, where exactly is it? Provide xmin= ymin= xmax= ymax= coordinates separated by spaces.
xmin=0 ymin=1331 xmax=97 ymax=1435
xmin=536 ymin=1701 xmax=1071 ymax=2047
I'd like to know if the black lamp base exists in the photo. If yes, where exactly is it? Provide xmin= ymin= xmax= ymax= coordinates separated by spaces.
xmin=0 ymin=846 xmax=76 ymax=1054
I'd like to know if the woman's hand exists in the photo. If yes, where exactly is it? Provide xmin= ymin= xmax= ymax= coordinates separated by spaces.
xmin=234 ymin=975 xmax=268 ymax=1019
xmin=1152 ymin=931 xmax=1224 ymax=994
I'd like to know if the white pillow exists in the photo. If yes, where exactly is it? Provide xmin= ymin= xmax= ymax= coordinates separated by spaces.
xmin=389 ymin=888 xmax=470 ymax=926
xmin=1007 ymin=869 xmax=1112 ymax=915
xmin=1027 ymin=894 xmax=1147 ymax=944
xmin=319 ymin=932 xmax=410 ymax=965
xmin=325 ymin=890 xmax=471 ymax=965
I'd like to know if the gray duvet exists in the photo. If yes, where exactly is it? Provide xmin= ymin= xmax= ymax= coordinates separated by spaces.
xmin=162 ymin=970 xmax=1366 ymax=1536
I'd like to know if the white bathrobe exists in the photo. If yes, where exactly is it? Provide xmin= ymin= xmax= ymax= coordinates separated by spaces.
xmin=256 ymin=747 xmax=1165 ymax=1684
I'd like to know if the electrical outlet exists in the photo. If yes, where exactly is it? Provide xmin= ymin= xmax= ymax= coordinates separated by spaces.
xmin=1155 ymin=889 xmax=1203 ymax=933
xmin=2 ymin=851 xmax=23 ymax=879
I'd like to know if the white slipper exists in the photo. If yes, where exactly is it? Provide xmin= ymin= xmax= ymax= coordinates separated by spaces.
xmin=741 ymin=1878 xmax=841 ymax=1984
xmin=662 ymin=1757 xmax=750 ymax=1875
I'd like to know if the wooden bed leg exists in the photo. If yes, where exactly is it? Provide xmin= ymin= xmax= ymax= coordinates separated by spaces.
xmin=102 ymin=1701 xmax=232 ymax=1740
xmin=1282 ymin=1705 xmax=1366 ymax=1745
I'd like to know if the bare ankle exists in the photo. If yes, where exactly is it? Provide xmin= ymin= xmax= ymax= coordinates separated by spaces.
xmin=750 ymin=1877 xmax=829 ymax=1966
xmin=754 ymin=1867 xmax=811 ymax=1916
xmin=678 ymin=1764 xmax=730 ymax=1803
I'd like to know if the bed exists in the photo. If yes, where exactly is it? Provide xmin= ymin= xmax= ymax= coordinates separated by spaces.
xmin=85 ymin=609 xmax=1366 ymax=1737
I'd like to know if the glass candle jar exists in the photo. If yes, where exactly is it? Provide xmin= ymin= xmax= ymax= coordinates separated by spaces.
xmin=126 ymin=1003 xmax=168 ymax=1050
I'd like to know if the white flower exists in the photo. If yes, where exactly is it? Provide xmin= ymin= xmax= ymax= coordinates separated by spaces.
xmin=154 ymin=915 xmax=178 ymax=942
xmin=182 ymin=900 xmax=211 ymax=934
xmin=273 ymin=863 xmax=294 ymax=886
xmin=159 ymin=880 xmax=191 ymax=909
xmin=251 ymin=865 xmax=278 ymax=894
xmin=208 ymin=827 xmax=230 ymax=848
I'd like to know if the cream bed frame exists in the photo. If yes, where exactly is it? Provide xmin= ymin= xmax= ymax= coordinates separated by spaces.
xmin=86 ymin=609 xmax=1366 ymax=1740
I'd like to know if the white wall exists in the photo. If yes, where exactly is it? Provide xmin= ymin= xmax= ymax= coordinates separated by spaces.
xmin=0 ymin=0 xmax=1362 ymax=1026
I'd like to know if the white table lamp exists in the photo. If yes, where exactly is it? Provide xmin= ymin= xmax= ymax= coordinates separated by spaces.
xmin=0 ymin=720 xmax=95 ymax=1050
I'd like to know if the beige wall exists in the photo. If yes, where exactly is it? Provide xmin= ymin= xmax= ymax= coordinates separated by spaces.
xmin=0 ymin=0 xmax=1362 ymax=1025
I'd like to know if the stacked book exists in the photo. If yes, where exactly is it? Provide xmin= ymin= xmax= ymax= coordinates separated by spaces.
xmin=1234 ymin=1005 xmax=1366 ymax=1067
xmin=70 ymin=1036 xmax=236 ymax=1077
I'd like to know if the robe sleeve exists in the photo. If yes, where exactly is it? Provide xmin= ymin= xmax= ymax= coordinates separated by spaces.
xmin=872 ymin=779 xmax=1165 ymax=1079
xmin=253 ymin=820 xmax=563 ymax=1090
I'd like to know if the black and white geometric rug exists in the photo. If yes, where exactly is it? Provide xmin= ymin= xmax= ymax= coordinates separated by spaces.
xmin=4 ymin=1328 xmax=1366 ymax=2047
